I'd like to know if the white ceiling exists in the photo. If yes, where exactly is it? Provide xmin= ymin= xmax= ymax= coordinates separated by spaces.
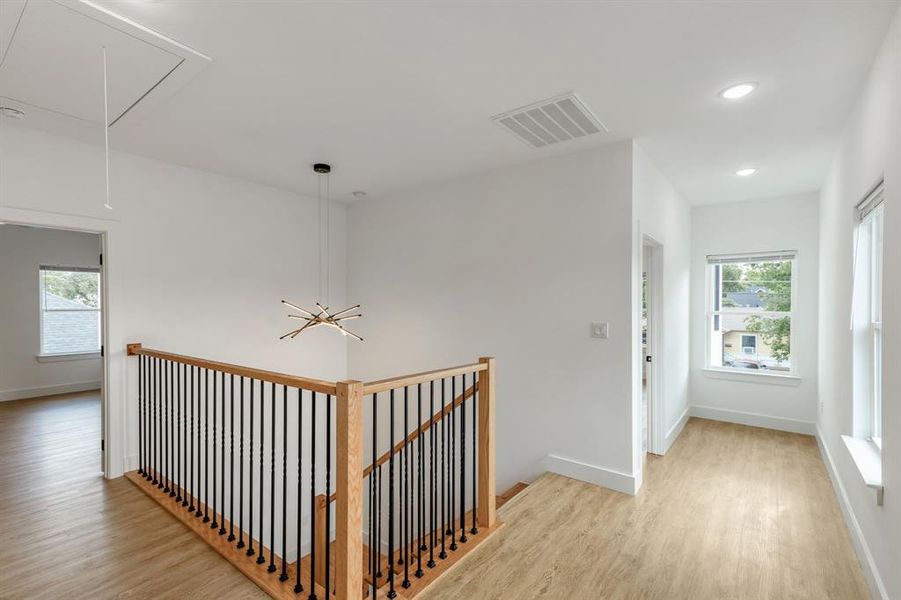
xmin=6 ymin=1 xmax=899 ymax=205
xmin=0 ymin=0 xmax=209 ymax=143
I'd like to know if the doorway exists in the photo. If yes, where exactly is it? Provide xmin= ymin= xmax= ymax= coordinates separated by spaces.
xmin=0 ymin=222 xmax=108 ymax=475
xmin=642 ymin=236 xmax=663 ymax=455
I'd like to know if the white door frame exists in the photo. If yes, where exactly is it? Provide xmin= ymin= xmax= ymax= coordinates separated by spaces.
xmin=0 ymin=209 xmax=113 ymax=476
xmin=642 ymin=235 xmax=665 ymax=456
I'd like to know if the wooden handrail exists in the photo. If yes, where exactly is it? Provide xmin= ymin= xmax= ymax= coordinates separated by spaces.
xmin=126 ymin=343 xmax=337 ymax=395
xmin=327 ymin=382 xmax=478 ymax=503
xmin=361 ymin=362 xmax=487 ymax=395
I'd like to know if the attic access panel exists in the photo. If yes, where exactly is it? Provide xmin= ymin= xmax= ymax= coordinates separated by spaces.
xmin=0 ymin=0 xmax=209 ymax=133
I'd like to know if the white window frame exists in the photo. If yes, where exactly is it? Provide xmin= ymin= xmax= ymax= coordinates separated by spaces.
xmin=38 ymin=265 xmax=102 ymax=358
xmin=851 ymin=182 xmax=884 ymax=451
xmin=704 ymin=251 xmax=799 ymax=380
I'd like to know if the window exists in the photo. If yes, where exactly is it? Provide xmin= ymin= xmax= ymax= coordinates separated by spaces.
xmin=741 ymin=334 xmax=757 ymax=355
xmin=39 ymin=266 xmax=101 ymax=356
xmin=706 ymin=251 xmax=796 ymax=375
xmin=851 ymin=182 xmax=884 ymax=448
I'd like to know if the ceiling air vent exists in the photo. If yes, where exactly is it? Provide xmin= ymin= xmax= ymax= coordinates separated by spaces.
xmin=492 ymin=92 xmax=607 ymax=148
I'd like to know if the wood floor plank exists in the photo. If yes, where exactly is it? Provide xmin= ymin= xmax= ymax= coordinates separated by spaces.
xmin=0 ymin=392 xmax=268 ymax=600
xmin=419 ymin=418 xmax=870 ymax=600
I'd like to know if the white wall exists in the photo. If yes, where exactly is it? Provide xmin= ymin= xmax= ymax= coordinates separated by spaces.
xmin=817 ymin=5 xmax=901 ymax=598
xmin=347 ymin=142 xmax=639 ymax=494
xmin=633 ymin=144 xmax=692 ymax=455
xmin=0 ymin=224 xmax=102 ymax=400
xmin=0 ymin=122 xmax=347 ymax=478
xmin=689 ymin=193 xmax=820 ymax=433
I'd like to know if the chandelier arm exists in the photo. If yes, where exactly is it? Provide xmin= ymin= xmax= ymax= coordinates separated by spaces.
xmin=329 ymin=305 xmax=361 ymax=319
xmin=282 ymin=300 xmax=315 ymax=317
xmin=333 ymin=314 xmax=362 ymax=322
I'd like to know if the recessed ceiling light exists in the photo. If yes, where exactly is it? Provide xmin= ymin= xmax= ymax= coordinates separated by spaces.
xmin=719 ymin=82 xmax=757 ymax=100
xmin=352 ymin=191 xmax=366 ymax=198
xmin=735 ymin=168 xmax=758 ymax=177
xmin=0 ymin=106 xmax=25 ymax=119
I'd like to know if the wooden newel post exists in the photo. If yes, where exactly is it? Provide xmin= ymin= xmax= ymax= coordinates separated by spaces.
xmin=477 ymin=357 xmax=496 ymax=529
xmin=335 ymin=380 xmax=363 ymax=600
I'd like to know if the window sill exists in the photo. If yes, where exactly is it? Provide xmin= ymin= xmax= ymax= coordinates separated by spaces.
xmin=702 ymin=367 xmax=801 ymax=386
xmin=36 ymin=352 xmax=101 ymax=363
xmin=841 ymin=435 xmax=884 ymax=506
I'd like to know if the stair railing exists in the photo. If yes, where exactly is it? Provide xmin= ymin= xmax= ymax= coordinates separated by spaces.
xmin=126 ymin=343 xmax=495 ymax=600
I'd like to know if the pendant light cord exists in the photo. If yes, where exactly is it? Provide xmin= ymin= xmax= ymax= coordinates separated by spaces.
xmin=318 ymin=174 xmax=324 ymax=302
xmin=102 ymin=46 xmax=112 ymax=211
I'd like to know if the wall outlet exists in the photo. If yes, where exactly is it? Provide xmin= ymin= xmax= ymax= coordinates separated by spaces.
xmin=590 ymin=322 xmax=608 ymax=339
xmin=820 ymin=401 xmax=824 ymax=413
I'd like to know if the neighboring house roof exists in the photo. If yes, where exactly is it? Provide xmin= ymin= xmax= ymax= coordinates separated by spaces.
xmin=45 ymin=292 xmax=92 ymax=310
xmin=724 ymin=288 xmax=766 ymax=308
xmin=43 ymin=292 xmax=99 ymax=354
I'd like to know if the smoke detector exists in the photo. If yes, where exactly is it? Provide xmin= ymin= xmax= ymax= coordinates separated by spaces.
xmin=492 ymin=92 xmax=606 ymax=148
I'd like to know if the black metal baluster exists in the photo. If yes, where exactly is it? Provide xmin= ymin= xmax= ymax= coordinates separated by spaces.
xmin=163 ymin=360 xmax=170 ymax=494
xmin=175 ymin=363 xmax=181 ymax=503
xmin=368 ymin=468 xmax=374 ymax=585
xmin=172 ymin=361 xmax=178 ymax=499
xmin=138 ymin=355 xmax=144 ymax=476
xmin=402 ymin=387 xmax=410 ymax=589
xmin=280 ymin=385 xmax=288 ymax=581
xmin=247 ymin=379 xmax=256 ymax=557
xmin=144 ymin=356 xmax=151 ymax=480
xmin=189 ymin=366 xmax=196 ymax=513
xmin=369 ymin=396 xmax=375 ymax=581
xmin=219 ymin=372 xmax=227 ymax=535
xmin=388 ymin=388 xmax=396 ymax=599
xmin=471 ymin=373 xmax=478 ymax=535
xmin=238 ymin=376 xmax=245 ymax=548
xmin=181 ymin=364 xmax=188 ymax=506
xmin=257 ymin=380 xmax=266 ymax=565
xmin=211 ymin=370 xmax=219 ymax=529
xmin=294 ymin=388 xmax=303 ymax=594
xmin=268 ymin=382 xmax=276 ymax=574
xmin=460 ymin=374 xmax=467 ymax=542
xmin=169 ymin=361 xmax=175 ymax=497
xmin=428 ymin=380 xmax=436 ymax=568
xmin=156 ymin=358 xmax=163 ymax=487
xmin=159 ymin=359 xmax=165 ymax=489
xmin=439 ymin=378 xmax=446 ymax=560
xmin=203 ymin=369 xmax=210 ymax=522
xmin=416 ymin=382 xmax=424 ymax=578
xmin=229 ymin=374 xmax=236 ymax=541
xmin=449 ymin=375 xmax=457 ymax=552
xmin=308 ymin=392 xmax=317 ymax=596
xmin=324 ymin=393 xmax=332 ymax=595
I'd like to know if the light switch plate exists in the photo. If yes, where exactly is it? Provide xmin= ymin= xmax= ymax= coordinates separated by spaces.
xmin=590 ymin=322 xmax=608 ymax=339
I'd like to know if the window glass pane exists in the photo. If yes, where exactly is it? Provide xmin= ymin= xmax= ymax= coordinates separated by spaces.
xmin=41 ymin=310 xmax=100 ymax=354
xmin=42 ymin=270 xmax=100 ymax=309
xmin=719 ymin=260 xmax=792 ymax=312
xmin=716 ymin=314 xmax=792 ymax=372
xmin=40 ymin=269 xmax=101 ymax=354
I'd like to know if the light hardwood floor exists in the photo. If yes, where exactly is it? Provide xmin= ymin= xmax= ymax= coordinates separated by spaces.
xmin=0 ymin=392 xmax=266 ymax=600
xmin=1 ymin=395 xmax=869 ymax=599
xmin=422 ymin=418 xmax=870 ymax=600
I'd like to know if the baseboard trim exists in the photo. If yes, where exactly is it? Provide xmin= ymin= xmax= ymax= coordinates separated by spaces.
xmin=816 ymin=426 xmax=888 ymax=600
xmin=0 ymin=381 xmax=101 ymax=402
xmin=689 ymin=405 xmax=815 ymax=435
xmin=663 ymin=407 xmax=690 ymax=453
xmin=543 ymin=454 xmax=636 ymax=495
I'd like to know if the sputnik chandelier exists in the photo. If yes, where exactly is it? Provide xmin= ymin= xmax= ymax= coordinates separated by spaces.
xmin=280 ymin=163 xmax=364 ymax=342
